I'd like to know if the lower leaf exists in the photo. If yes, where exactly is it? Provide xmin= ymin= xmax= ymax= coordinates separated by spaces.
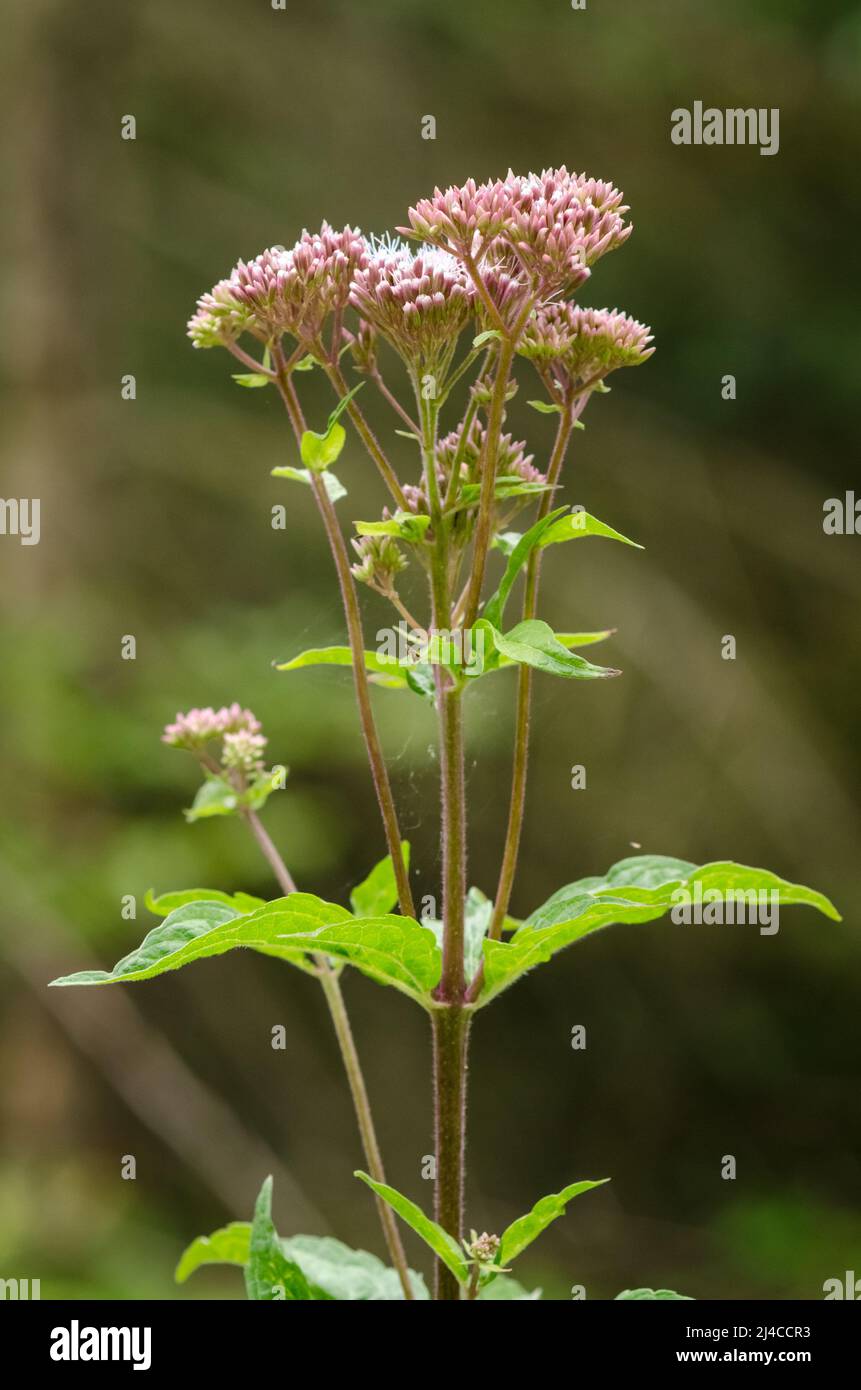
xmin=245 ymin=1177 xmax=321 ymax=1301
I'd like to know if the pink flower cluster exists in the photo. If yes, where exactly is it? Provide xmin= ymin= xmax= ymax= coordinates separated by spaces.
xmin=187 ymin=168 xmax=649 ymax=378
xmin=188 ymin=224 xmax=368 ymax=349
xmin=400 ymin=421 xmax=542 ymax=513
xmin=162 ymin=703 xmax=263 ymax=750
xmin=222 ymin=729 xmax=268 ymax=774
xmin=403 ymin=167 xmax=631 ymax=307
xmin=519 ymin=303 xmax=654 ymax=396
xmin=349 ymin=244 xmax=474 ymax=368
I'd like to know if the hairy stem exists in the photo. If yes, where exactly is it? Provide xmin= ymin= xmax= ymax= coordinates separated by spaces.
xmin=460 ymin=336 xmax=515 ymax=629
xmin=238 ymin=802 xmax=411 ymax=1292
xmin=323 ymin=358 xmax=408 ymax=510
xmin=309 ymin=467 xmax=415 ymax=918
xmin=319 ymin=968 xmax=414 ymax=1299
xmin=419 ymin=386 xmax=470 ymax=1298
xmin=431 ymin=1005 xmax=471 ymax=1300
xmin=273 ymin=356 xmax=415 ymax=919
xmin=370 ymin=367 xmax=420 ymax=435
xmin=419 ymin=388 xmax=466 ymax=1000
xmin=483 ymin=396 xmax=590 ymax=950
xmin=243 ymin=809 xmax=296 ymax=895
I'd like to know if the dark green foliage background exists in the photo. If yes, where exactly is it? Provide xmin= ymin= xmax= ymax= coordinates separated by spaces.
xmin=1 ymin=0 xmax=858 ymax=1298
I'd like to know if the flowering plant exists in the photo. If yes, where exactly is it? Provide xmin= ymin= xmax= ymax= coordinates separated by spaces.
xmin=51 ymin=168 xmax=839 ymax=1301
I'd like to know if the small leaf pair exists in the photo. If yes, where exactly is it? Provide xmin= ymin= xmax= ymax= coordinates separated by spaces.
xmin=355 ymin=1171 xmax=608 ymax=1296
xmin=184 ymin=767 xmax=284 ymax=822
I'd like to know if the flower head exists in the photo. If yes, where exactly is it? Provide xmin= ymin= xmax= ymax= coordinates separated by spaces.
xmin=464 ymin=1230 xmax=502 ymax=1266
xmin=404 ymin=168 xmax=631 ymax=312
xmin=221 ymin=728 xmax=268 ymax=775
xmin=519 ymin=303 xmax=654 ymax=394
xmin=187 ymin=279 xmax=255 ymax=350
xmin=162 ymin=703 xmax=262 ymax=751
xmin=350 ymin=534 xmax=408 ymax=589
xmin=494 ymin=168 xmax=631 ymax=303
xmin=404 ymin=421 xmax=543 ymax=516
xmin=401 ymin=178 xmax=512 ymax=259
xmin=189 ymin=224 xmax=370 ymax=351
xmin=349 ymin=243 xmax=475 ymax=367
xmin=440 ymin=420 xmax=540 ymax=483
xmin=347 ymin=318 xmax=379 ymax=374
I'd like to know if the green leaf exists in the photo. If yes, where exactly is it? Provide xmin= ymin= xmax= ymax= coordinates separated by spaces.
xmin=616 ymin=1287 xmax=694 ymax=1300
xmin=280 ymin=1235 xmax=429 ymax=1301
xmin=238 ymin=909 xmax=440 ymax=1005
xmin=293 ymin=353 xmax=317 ymax=372
xmin=48 ymin=893 xmax=350 ymax=988
xmin=245 ymin=1177 xmax=316 ymax=1301
xmin=183 ymin=775 xmax=239 ymax=822
xmin=242 ymin=766 xmax=287 ymax=813
xmin=355 ymin=512 xmax=431 ymax=543
xmin=499 ymin=1180 xmax=609 ymax=1265
xmin=473 ymin=619 xmax=620 ymax=682
xmin=176 ymin=1222 xmax=251 ymax=1283
xmin=540 ymin=508 xmax=642 ymax=550
xmin=325 ymin=381 xmax=365 ymax=431
xmin=350 ymin=845 xmax=411 ymax=918
xmin=484 ymin=506 xmax=640 ymax=633
xmin=274 ymin=644 xmax=413 ymax=690
xmin=145 ymin=888 xmax=265 ymax=917
xmin=183 ymin=770 xmax=283 ymax=822
xmin=526 ymin=398 xmax=563 ymax=414
xmin=275 ymin=643 xmax=438 ymax=696
xmin=491 ymin=530 xmax=523 ymax=557
xmin=483 ymin=507 xmax=569 ymax=629
xmin=297 ymin=384 xmax=366 ymax=473
xmin=271 ymin=465 xmax=347 ymax=502
xmin=301 ymin=421 xmax=346 ymax=471
xmin=404 ymin=661 xmax=437 ymax=699
xmin=231 ymin=372 xmax=271 ymax=388
xmin=473 ymin=329 xmax=503 ymax=348
xmin=453 ymin=476 xmax=552 ymax=512
xmin=478 ymin=855 xmax=842 ymax=1005
xmin=175 ymin=1223 xmax=428 ymax=1299
xmin=492 ymin=631 xmax=614 ymax=669
xmin=354 ymin=1173 xmax=470 ymax=1285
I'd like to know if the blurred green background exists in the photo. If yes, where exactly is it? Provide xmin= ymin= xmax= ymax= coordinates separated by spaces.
xmin=1 ymin=0 xmax=859 ymax=1300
